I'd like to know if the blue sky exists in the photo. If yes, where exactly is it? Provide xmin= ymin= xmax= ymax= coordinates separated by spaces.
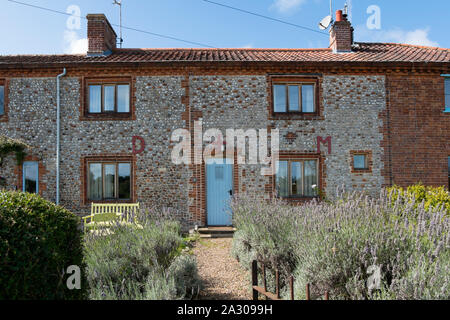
xmin=1 ymin=0 xmax=449 ymax=55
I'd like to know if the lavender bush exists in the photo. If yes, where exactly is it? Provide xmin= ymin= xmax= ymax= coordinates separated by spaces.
xmin=84 ymin=210 xmax=201 ymax=300
xmin=231 ymin=190 xmax=449 ymax=300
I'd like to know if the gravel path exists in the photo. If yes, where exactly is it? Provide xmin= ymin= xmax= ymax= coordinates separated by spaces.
xmin=193 ymin=238 xmax=251 ymax=300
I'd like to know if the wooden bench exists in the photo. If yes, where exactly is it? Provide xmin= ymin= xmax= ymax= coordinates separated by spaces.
xmin=83 ymin=203 xmax=140 ymax=231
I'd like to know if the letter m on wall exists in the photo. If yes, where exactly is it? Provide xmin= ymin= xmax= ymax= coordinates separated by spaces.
xmin=317 ymin=136 xmax=332 ymax=154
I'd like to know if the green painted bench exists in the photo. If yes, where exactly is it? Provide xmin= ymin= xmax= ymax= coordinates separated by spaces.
xmin=83 ymin=203 xmax=140 ymax=231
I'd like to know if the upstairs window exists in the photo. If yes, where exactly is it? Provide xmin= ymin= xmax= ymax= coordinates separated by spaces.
xmin=273 ymin=82 xmax=316 ymax=114
xmin=276 ymin=159 xmax=318 ymax=198
xmin=83 ymin=77 xmax=133 ymax=120
xmin=88 ymin=83 xmax=130 ymax=114
xmin=88 ymin=162 xmax=132 ymax=201
xmin=23 ymin=161 xmax=39 ymax=194
xmin=445 ymin=77 xmax=450 ymax=112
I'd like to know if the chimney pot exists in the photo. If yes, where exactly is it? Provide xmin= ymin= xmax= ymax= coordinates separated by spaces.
xmin=336 ymin=10 xmax=343 ymax=22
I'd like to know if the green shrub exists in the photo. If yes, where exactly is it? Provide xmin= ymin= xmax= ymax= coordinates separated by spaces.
xmin=84 ymin=217 xmax=201 ymax=300
xmin=0 ymin=191 xmax=85 ymax=300
xmin=388 ymin=184 xmax=450 ymax=215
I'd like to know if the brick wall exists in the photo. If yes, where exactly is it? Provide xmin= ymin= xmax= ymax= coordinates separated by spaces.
xmin=386 ymin=74 xmax=450 ymax=188
xmin=87 ymin=14 xmax=117 ymax=55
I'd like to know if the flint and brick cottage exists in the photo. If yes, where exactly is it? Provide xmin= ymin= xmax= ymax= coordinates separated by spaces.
xmin=0 ymin=12 xmax=449 ymax=227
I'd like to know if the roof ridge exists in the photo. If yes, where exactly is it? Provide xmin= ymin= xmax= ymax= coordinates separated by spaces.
xmin=113 ymin=47 xmax=332 ymax=52
xmin=0 ymin=53 xmax=85 ymax=57
xmin=356 ymin=42 xmax=450 ymax=51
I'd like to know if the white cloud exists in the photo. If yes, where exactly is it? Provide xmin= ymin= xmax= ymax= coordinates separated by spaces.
xmin=272 ymin=0 xmax=306 ymax=14
xmin=63 ymin=30 xmax=88 ymax=54
xmin=355 ymin=25 xmax=439 ymax=47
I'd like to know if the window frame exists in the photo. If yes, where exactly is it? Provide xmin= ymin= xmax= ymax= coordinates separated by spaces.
xmin=22 ymin=161 xmax=39 ymax=194
xmin=270 ymin=77 xmax=320 ymax=117
xmin=86 ymin=160 xmax=133 ymax=202
xmin=0 ymin=79 xmax=8 ymax=121
xmin=83 ymin=77 xmax=134 ymax=120
xmin=0 ymin=83 xmax=4 ymax=116
xmin=444 ymin=76 xmax=450 ymax=113
xmin=273 ymin=82 xmax=317 ymax=114
xmin=350 ymin=151 xmax=373 ymax=173
xmin=87 ymin=82 xmax=130 ymax=114
xmin=275 ymin=158 xmax=319 ymax=199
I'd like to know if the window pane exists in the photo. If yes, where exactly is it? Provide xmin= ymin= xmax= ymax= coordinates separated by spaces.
xmin=276 ymin=161 xmax=289 ymax=197
xmin=273 ymin=85 xmax=287 ymax=113
xmin=288 ymin=86 xmax=300 ymax=111
xmin=23 ymin=162 xmax=38 ymax=194
xmin=353 ymin=155 xmax=367 ymax=169
xmin=89 ymin=163 xmax=102 ymax=200
xmin=291 ymin=162 xmax=303 ymax=196
xmin=304 ymin=160 xmax=318 ymax=197
xmin=118 ymin=163 xmax=131 ymax=199
xmin=302 ymin=85 xmax=315 ymax=113
xmin=445 ymin=79 xmax=450 ymax=111
xmin=445 ymin=78 xmax=450 ymax=95
xmin=89 ymin=85 xmax=101 ymax=113
xmin=104 ymin=164 xmax=116 ymax=199
xmin=104 ymin=85 xmax=115 ymax=112
xmin=117 ymin=85 xmax=130 ymax=113
xmin=0 ymin=85 xmax=4 ymax=115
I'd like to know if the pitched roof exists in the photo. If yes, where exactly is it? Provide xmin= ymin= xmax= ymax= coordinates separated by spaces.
xmin=0 ymin=43 xmax=449 ymax=66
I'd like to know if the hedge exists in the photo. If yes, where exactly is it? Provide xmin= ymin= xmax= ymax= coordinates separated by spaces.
xmin=0 ymin=191 xmax=85 ymax=300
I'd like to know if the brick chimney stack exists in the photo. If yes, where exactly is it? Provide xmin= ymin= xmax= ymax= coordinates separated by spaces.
xmin=329 ymin=10 xmax=354 ymax=53
xmin=86 ymin=14 xmax=117 ymax=56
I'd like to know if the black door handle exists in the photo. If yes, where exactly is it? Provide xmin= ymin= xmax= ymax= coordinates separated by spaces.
xmin=229 ymin=189 xmax=233 ymax=196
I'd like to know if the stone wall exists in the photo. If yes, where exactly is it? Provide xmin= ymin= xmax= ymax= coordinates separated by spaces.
xmin=0 ymin=76 xmax=192 ymax=224
xmin=272 ymin=75 xmax=387 ymax=196
xmin=0 ymin=78 xmax=57 ymax=200
xmin=0 ymin=73 xmax=393 ymax=227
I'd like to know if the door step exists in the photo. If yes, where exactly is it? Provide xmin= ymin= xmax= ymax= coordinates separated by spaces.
xmin=194 ymin=227 xmax=236 ymax=239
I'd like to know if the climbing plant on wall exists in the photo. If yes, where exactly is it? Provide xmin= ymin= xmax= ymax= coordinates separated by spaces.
xmin=0 ymin=135 xmax=30 ymax=166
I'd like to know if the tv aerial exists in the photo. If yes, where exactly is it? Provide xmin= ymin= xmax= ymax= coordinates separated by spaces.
xmin=113 ymin=0 xmax=123 ymax=48
xmin=318 ymin=0 xmax=333 ymax=30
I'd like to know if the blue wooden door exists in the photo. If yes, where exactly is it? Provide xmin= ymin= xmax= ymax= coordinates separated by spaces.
xmin=206 ymin=160 xmax=233 ymax=226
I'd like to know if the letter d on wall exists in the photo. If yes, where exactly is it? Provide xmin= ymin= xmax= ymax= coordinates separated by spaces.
xmin=132 ymin=136 xmax=145 ymax=154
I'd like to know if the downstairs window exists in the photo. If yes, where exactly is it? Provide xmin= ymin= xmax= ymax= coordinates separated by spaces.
xmin=276 ymin=159 xmax=318 ymax=198
xmin=88 ymin=162 xmax=131 ymax=201
xmin=23 ymin=161 xmax=38 ymax=194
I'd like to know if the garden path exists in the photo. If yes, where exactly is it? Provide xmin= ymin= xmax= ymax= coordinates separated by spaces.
xmin=193 ymin=238 xmax=251 ymax=300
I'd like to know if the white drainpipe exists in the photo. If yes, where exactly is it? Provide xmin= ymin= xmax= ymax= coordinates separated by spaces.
xmin=56 ymin=68 xmax=66 ymax=205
